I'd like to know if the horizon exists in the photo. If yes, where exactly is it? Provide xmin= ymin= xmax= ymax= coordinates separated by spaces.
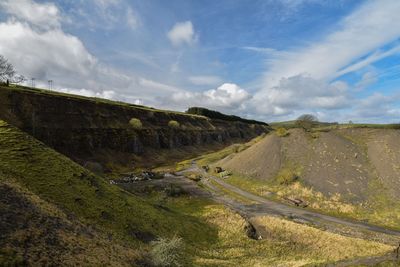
xmin=1 ymin=0 xmax=400 ymax=123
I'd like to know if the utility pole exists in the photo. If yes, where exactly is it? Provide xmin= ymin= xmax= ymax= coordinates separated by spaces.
xmin=48 ymin=80 xmax=53 ymax=90
xmin=31 ymin=78 xmax=35 ymax=88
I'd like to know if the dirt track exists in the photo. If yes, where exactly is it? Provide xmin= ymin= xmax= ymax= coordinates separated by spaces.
xmin=177 ymin=162 xmax=400 ymax=246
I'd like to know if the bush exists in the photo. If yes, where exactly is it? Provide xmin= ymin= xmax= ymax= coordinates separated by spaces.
xmin=129 ymin=118 xmax=143 ymax=129
xmin=150 ymin=236 xmax=184 ymax=267
xmin=276 ymin=127 xmax=289 ymax=137
xmin=168 ymin=120 xmax=180 ymax=129
xmin=276 ymin=168 xmax=299 ymax=185
xmin=187 ymin=173 xmax=201 ymax=182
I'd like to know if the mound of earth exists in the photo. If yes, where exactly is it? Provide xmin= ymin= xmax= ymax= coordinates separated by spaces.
xmin=217 ymin=133 xmax=282 ymax=180
xmin=218 ymin=128 xmax=400 ymax=201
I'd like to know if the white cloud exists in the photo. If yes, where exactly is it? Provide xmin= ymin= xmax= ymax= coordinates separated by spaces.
xmin=82 ymin=0 xmax=140 ymax=31
xmin=167 ymin=21 xmax=197 ymax=46
xmin=0 ymin=20 xmax=97 ymax=80
xmin=126 ymin=7 xmax=140 ymax=30
xmin=94 ymin=0 xmax=120 ymax=9
xmin=261 ymin=0 xmax=400 ymax=84
xmin=352 ymin=92 xmax=400 ymax=122
xmin=354 ymin=71 xmax=378 ymax=91
xmin=59 ymin=88 xmax=116 ymax=99
xmin=254 ymin=75 xmax=350 ymax=116
xmin=252 ymin=0 xmax=400 ymax=120
xmin=0 ymin=0 xmax=61 ymax=29
xmin=0 ymin=3 xmax=184 ymax=108
xmin=242 ymin=46 xmax=278 ymax=55
xmin=188 ymin=75 xmax=223 ymax=86
xmin=169 ymin=83 xmax=251 ymax=111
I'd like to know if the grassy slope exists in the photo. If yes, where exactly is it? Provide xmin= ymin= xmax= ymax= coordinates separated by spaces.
xmin=0 ymin=180 xmax=140 ymax=266
xmin=0 ymin=120 xmax=219 ymax=265
xmin=192 ymin=205 xmax=392 ymax=266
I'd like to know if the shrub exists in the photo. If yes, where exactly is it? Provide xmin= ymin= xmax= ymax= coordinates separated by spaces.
xmin=150 ymin=236 xmax=184 ymax=267
xmin=129 ymin=118 xmax=143 ymax=129
xmin=276 ymin=168 xmax=299 ymax=185
xmin=187 ymin=173 xmax=201 ymax=182
xmin=276 ymin=127 xmax=289 ymax=137
xmin=168 ymin=120 xmax=180 ymax=129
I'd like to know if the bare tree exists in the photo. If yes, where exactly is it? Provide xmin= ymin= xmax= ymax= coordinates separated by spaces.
xmin=295 ymin=114 xmax=318 ymax=131
xmin=0 ymin=55 xmax=25 ymax=85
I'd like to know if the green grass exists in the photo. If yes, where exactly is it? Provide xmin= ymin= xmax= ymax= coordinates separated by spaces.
xmin=208 ymin=179 xmax=255 ymax=204
xmin=0 ymin=120 xmax=220 ymax=265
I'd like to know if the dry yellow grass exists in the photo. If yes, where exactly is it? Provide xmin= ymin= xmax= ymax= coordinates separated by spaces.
xmin=276 ymin=182 xmax=356 ymax=214
xmin=194 ymin=206 xmax=392 ymax=267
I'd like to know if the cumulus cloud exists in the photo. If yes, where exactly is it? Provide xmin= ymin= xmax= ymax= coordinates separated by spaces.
xmin=59 ymin=88 xmax=116 ymax=99
xmin=167 ymin=21 xmax=197 ymax=46
xmin=0 ymin=0 xmax=61 ymax=29
xmin=0 ymin=20 xmax=97 ymax=81
xmin=254 ymin=75 xmax=350 ymax=116
xmin=352 ymin=92 xmax=400 ymax=122
xmin=0 ymin=1 xmax=184 ymax=109
xmin=169 ymin=83 xmax=251 ymax=111
xmin=188 ymin=75 xmax=223 ymax=86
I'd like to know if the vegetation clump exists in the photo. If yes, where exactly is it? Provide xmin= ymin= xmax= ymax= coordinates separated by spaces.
xmin=129 ymin=118 xmax=143 ymax=129
xmin=186 ymin=106 xmax=269 ymax=126
xmin=276 ymin=167 xmax=300 ymax=185
xmin=150 ymin=236 xmax=184 ymax=267
xmin=276 ymin=127 xmax=289 ymax=137
xmin=168 ymin=120 xmax=180 ymax=129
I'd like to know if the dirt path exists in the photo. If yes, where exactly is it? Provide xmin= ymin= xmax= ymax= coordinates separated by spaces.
xmin=177 ymin=162 xmax=400 ymax=245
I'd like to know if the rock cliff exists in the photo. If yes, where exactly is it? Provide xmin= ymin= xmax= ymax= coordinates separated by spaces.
xmin=0 ymin=86 xmax=269 ymax=163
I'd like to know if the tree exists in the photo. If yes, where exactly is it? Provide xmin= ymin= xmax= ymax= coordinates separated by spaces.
xmin=0 ymin=55 xmax=25 ymax=84
xmin=295 ymin=114 xmax=318 ymax=131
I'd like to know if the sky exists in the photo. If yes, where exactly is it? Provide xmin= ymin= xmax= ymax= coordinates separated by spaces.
xmin=0 ymin=0 xmax=399 ymax=123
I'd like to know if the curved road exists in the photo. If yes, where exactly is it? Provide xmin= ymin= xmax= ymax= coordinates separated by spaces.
xmin=178 ymin=162 xmax=400 ymax=244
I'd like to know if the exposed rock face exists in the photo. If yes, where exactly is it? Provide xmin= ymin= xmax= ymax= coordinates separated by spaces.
xmin=0 ymin=86 xmax=269 ymax=160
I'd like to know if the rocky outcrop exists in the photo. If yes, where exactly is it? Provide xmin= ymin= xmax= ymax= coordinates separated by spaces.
xmin=0 ymin=86 xmax=270 ymax=160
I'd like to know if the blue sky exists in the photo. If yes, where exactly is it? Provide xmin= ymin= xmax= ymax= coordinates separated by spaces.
xmin=0 ymin=0 xmax=399 ymax=123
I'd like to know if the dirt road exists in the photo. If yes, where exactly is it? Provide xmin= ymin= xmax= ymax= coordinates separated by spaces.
xmin=177 ymin=162 xmax=400 ymax=245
